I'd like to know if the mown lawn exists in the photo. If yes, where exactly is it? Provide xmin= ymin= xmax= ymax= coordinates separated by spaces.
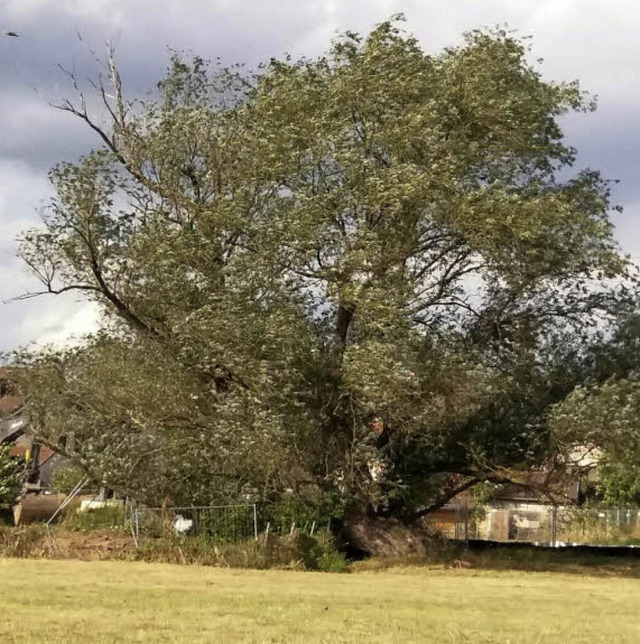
xmin=0 ymin=558 xmax=638 ymax=643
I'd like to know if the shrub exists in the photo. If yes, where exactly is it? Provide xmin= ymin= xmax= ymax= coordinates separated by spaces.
xmin=60 ymin=503 xmax=126 ymax=532
xmin=197 ymin=506 xmax=254 ymax=542
xmin=50 ymin=464 xmax=94 ymax=495
xmin=297 ymin=531 xmax=348 ymax=572
xmin=0 ymin=445 xmax=24 ymax=509
xmin=262 ymin=494 xmax=343 ymax=535
xmin=0 ymin=525 xmax=47 ymax=558
xmin=0 ymin=507 xmax=14 ymax=525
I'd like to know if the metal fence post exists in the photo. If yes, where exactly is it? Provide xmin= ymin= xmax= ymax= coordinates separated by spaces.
xmin=131 ymin=508 xmax=140 ymax=550
xmin=124 ymin=503 xmax=268 ymax=543
xmin=464 ymin=503 xmax=469 ymax=545
xmin=550 ymin=506 xmax=557 ymax=547
xmin=253 ymin=504 xmax=258 ymax=540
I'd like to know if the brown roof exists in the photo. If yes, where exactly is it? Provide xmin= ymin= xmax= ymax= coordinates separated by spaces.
xmin=0 ymin=395 xmax=20 ymax=416
xmin=0 ymin=367 xmax=21 ymax=417
xmin=446 ymin=470 xmax=582 ymax=507
xmin=492 ymin=471 xmax=580 ymax=504
xmin=8 ymin=444 xmax=56 ymax=466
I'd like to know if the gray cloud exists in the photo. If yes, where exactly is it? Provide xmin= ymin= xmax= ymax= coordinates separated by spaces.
xmin=2 ymin=0 xmax=640 ymax=351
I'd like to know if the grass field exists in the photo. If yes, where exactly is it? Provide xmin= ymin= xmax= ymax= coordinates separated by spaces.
xmin=1 ymin=558 xmax=639 ymax=643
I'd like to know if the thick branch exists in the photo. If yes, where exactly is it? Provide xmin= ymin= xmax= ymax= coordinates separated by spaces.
xmin=406 ymin=477 xmax=480 ymax=523
xmin=87 ymin=254 xmax=158 ymax=336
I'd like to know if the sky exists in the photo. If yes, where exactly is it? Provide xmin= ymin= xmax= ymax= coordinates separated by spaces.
xmin=1 ymin=0 xmax=639 ymax=353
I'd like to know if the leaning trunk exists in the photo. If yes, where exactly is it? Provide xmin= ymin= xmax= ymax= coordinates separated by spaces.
xmin=338 ymin=511 xmax=432 ymax=558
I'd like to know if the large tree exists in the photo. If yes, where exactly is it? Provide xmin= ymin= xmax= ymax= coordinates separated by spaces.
xmin=13 ymin=19 xmax=630 ymax=522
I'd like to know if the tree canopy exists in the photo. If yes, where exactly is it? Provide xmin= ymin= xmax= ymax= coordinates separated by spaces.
xmin=13 ymin=19 xmax=634 ymax=520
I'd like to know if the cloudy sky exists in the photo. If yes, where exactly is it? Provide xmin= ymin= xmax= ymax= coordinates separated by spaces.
xmin=1 ymin=0 xmax=639 ymax=353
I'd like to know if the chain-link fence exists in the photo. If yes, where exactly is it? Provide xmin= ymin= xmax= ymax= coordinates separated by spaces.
xmin=426 ymin=503 xmax=640 ymax=546
xmin=130 ymin=504 xmax=258 ymax=545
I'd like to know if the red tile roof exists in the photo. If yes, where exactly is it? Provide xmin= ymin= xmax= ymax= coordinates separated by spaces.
xmin=0 ymin=367 xmax=21 ymax=417
xmin=8 ymin=444 xmax=56 ymax=466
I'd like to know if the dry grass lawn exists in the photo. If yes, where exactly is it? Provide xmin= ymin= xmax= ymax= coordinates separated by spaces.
xmin=0 ymin=558 xmax=638 ymax=643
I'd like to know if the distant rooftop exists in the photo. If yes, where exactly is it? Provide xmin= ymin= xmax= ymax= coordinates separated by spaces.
xmin=0 ymin=367 xmax=20 ymax=417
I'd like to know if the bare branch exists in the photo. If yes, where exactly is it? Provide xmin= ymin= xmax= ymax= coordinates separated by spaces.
xmin=4 ymin=284 xmax=101 ymax=304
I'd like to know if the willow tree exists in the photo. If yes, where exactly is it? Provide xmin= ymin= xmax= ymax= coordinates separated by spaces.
xmin=15 ymin=19 xmax=627 ymax=522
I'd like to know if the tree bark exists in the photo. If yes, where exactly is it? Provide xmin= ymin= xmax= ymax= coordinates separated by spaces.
xmin=339 ymin=512 xmax=431 ymax=558
xmin=335 ymin=302 xmax=355 ymax=349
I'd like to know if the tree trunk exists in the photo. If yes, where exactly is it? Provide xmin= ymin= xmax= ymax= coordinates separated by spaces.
xmin=338 ymin=512 xmax=431 ymax=558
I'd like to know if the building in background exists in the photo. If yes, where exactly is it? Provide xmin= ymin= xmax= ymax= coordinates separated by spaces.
xmin=0 ymin=367 xmax=64 ymax=491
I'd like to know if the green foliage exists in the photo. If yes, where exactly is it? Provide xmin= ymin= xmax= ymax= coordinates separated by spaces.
xmin=0 ymin=508 xmax=14 ymax=525
xmin=471 ymin=482 xmax=502 ymax=506
xmin=60 ymin=504 xmax=126 ymax=532
xmin=595 ymin=461 xmax=640 ymax=506
xmin=296 ymin=531 xmax=348 ymax=572
xmin=264 ymin=495 xmax=341 ymax=533
xmin=135 ymin=532 xmax=347 ymax=571
xmin=0 ymin=445 xmax=24 ymax=508
xmin=551 ymin=377 xmax=640 ymax=505
xmin=13 ymin=18 xmax=631 ymax=522
xmin=195 ymin=507 xmax=254 ymax=543
xmin=135 ymin=535 xmax=248 ymax=567
xmin=554 ymin=508 xmax=640 ymax=546
xmin=51 ymin=464 xmax=92 ymax=495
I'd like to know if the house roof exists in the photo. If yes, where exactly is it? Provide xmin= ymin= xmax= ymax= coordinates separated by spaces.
xmin=8 ymin=443 xmax=56 ymax=466
xmin=491 ymin=470 xmax=580 ymax=504
xmin=0 ymin=367 xmax=20 ymax=417
xmin=0 ymin=395 xmax=20 ymax=416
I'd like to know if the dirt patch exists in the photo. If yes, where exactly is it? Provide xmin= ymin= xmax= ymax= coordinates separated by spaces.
xmin=46 ymin=530 xmax=135 ymax=560
xmin=0 ymin=526 xmax=135 ymax=561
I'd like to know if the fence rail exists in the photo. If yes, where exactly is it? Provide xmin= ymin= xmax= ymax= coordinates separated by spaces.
xmin=426 ymin=503 xmax=640 ymax=547
xmin=130 ymin=504 xmax=258 ymax=544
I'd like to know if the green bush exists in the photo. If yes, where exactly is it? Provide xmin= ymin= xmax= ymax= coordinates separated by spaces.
xmin=263 ymin=494 xmax=343 ymax=535
xmin=0 ymin=507 xmax=14 ymax=525
xmin=133 ymin=530 xmax=347 ymax=572
xmin=197 ymin=506 xmax=254 ymax=542
xmin=60 ymin=504 xmax=126 ymax=532
xmin=0 ymin=445 xmax=24 ymax=508
xmin=50 ymin=464 xmax=92 ymax=495
xmin=297 ymin=530 xmax=348 ymax=572
xmin=136 ymin=535 xmax=287 ymax=569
